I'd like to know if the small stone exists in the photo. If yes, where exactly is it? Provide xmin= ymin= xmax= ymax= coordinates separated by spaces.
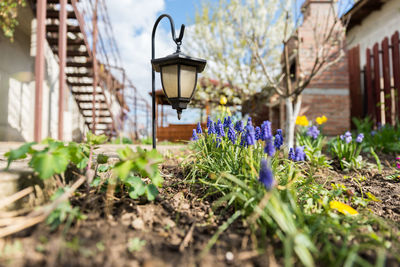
xmin=226 ymin=251 xmax=234 ymax=261
xmin=132 ymin=218 xmax=145 ymax=230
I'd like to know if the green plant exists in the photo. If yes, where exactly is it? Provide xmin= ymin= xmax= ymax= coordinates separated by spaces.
xmin=0 ymin=0 xmax=25 ymax=41
xmin=329 ymin=131 xmax=365 ymax=171
xmin=296 ymin=126 xmax=330 ymax=169
xmin=185 ymin=116 xmax=399 ymax=266
xmin=112 ymin=146 xmax=164 ymax=201
xmin=5 ymin=132 xmax=108 ymax=179
xmin=127 ymin=238 xmax=146 ymax=253
xmin=353 ymin=117 xmax=400 ymax=154
xmin=46 ymin=188 xmax=86 ymax=232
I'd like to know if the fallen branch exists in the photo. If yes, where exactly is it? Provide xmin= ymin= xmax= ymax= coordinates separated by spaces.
xmin=0 ymin=186 xmax=34 ymax=210
xmin=0 ymin=173 xmax=87 ymax=239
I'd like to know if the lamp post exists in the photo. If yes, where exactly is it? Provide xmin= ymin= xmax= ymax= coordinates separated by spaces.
xmin=151 ymin=14 xmax=206 ymax=149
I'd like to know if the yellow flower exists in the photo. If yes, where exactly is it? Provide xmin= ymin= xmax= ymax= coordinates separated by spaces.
xmin=316 ymin=115 xmax=328 ymax=125
xmin=219 ymin=96 xmax=227 ymax=105
xmin=296 ymin=115 xmax=309 ymax=126
xmin=329 ymin=200 xmax=358 ymax=215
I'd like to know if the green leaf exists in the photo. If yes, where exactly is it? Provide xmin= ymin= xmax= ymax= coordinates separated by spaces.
xmin=151 ymin=172 xmax=164 ymax=188
xmin=145 ymin=184 xmax=159 ymax=201
xmin=86 ymin=132 xmax=108 ymax=145
xmin=5 ymin=142 xmax=36 ymax=169
xmin=113 ymin=160 xmax=133 ymax=180
xmin=97 ymin=164 xmax=110 ymax=173
xmin=30 ymin=149 xmax=70 ymax=179
xmin=127 ymin=176 xmax=146 ymax=199
xmin=76 ymin=157 xmax=89 ymax=169
xmin=90 ymin=177 xmax=102 ymax=187
xmin=97 ymin=154 xmax=109 ymax=164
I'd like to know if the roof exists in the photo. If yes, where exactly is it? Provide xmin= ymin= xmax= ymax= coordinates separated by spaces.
xmin=342 ymin=0 xmax=389 ymax=32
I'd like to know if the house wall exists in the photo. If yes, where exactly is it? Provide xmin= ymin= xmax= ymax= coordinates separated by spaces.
xmin=346 ymin=0 xmax=400 ymax=67
xmin=0 ymin=5 xmax=86 ymax=142
xmin=296 ymin=0 xmax=351 ymax=135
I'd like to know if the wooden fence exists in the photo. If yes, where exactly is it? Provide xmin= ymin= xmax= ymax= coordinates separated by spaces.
xmin=349 ymin=31 xmax=400 ymax=126
xmin=157 ymin=123 xmax=206 ymax=142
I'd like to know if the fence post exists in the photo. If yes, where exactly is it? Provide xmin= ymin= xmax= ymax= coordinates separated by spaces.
xmin=365 ymin=49 xmax=375 ymax=120
xmin=391 ymin=31 xmax=400 ymax=122
xmin=381 ymin=37 xmax=392 ymax=125
xmin=373 ymin=43 xmax=381 ymax=125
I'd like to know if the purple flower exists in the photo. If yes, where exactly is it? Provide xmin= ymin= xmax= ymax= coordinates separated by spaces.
xmin=207 ymin=116 xmax=212 ymax=129
xmin=264 ymin=137 xmax=275 ymax=157
xmin=235 ymin=121 xmax=244 ymax=133
xmin=196 ymin=122 xmax=202 ymax=134
xmin=356 ymin=133 xmax=364 ymax=143
xmin=288 ymin=148 xmax=295 ymax=160
xmin=258 ymin=159 xmax=275 ymax=190
xmin=223 ymin=116 xmax=232 ymax=128
xmin=208 ymin=122 xmax=216 ymax=134
xmin=228 ymin=125 xmax=236 ymax=144
xmin=255 ymin=127 xmax=261 ymax=140
xmin=274 ymin=129 xmax=283 ymax=149
xmin=340 ymin=131 xmax=352 ymax=144
xmin=191 ymin=129 xmax=199 ymax=141
xmin=247 ymin=117 xmax=252 ymax=126
xmin=216 ymin=120 xmax=225 ymax=137
xmin=307 ymin=126 xmax=320 ymax=139
xmin=371 ymin=130 xmax=377 ymax=136
xmin=245 ymin=124 xmax=256 ymax=146
xmin=261 ymin=121 xmax=272 ymax=141
xmin=295 ymin=146 xmax=306 ymax=161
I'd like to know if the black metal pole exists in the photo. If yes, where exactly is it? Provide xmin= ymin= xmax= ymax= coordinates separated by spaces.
xmin=151 ymin=14 xmax=185 ymax=149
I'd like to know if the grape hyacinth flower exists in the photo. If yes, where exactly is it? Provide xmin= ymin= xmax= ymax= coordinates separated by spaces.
xmin=288 ymin=148 xmax=295 ymax=160
xmin=258 ymin=159 xmax=275 ymax=190
xmin=191 ymin=129 xmax=199 ymax=141
xmin=261 ymin=121 xmax=272 ymax=141
xmin=255 ymin=126 xmax=261 ymax=141
xmin=340 ymin=131 xmax=352 ymax=144
xmin=216 ymin=120 xmax=225 ymax=137
xmin=223 ymin=116 xmax=232 ymax=128
xmin=228 ymin=125 xmax=236 ymax=144
xmin=356 ymin=133 xmax=364 ymax=143
xmin=207 ymin=116 xmax=212 ymax=129
xmin=274 ymin=129 xmax=283 ymax=150
xmin=208 ymin=121 xmax=216 ymax=135
xmin=295 ymin=146 xmax=306 ymax=161
xmin=235 ymin=120 xmax=244 ymax=133
xmin=245 ymin=124 xmax=256 ymax=146
xmin=264 ymin=137 xmax=275 ymax=157
xmin=307 ymin=126 xmax=320 ymax=139
xmin=247 ymin=117 xmax=252 ymax=126
xmin=196 ymin=122 xmax=202 ymax=134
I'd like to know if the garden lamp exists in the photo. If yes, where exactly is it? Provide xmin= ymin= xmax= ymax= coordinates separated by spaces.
xmin=151 ymin=14 xmax=207 ymax=149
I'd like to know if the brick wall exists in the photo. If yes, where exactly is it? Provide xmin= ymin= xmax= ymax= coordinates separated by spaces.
xmin=296 ymin=0 xmax=351 ymax=135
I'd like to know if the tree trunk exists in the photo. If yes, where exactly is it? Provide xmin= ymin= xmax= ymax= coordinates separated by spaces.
xmin=285 ymin=95 xmax=302 ymax=149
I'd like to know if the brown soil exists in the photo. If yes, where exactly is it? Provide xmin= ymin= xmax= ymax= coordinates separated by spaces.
xmin=0 ymin=158 xmax=270 ymax=267
xmin=1 ymin=153 xmax=400 ymax=267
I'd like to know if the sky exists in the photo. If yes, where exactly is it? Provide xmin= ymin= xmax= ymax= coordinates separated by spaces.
xmin=105 ymin=0 xmax=211 ymax=125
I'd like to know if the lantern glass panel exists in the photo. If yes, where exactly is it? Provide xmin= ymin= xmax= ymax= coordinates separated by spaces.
xmin=179 ymin=65 xmax=197 ymax=98
xmin=161 ymin=65 xmax=178 ymax=98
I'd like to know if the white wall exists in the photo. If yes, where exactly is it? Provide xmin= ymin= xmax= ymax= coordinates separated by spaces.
xmin=0 ymin=5 xmax=86 ymax=142
xmin=347 ymin=0 xmax=400 ymax=67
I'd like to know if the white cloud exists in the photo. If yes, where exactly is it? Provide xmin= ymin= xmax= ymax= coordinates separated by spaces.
xmin=105 ymin=0 xmax=178 ymax=100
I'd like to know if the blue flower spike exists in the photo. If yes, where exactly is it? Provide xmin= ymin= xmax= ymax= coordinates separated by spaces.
xmin=259 ymin=158 xmax=275 ymax=191
xmin=191 ymin=129 xmax=199 ymax=141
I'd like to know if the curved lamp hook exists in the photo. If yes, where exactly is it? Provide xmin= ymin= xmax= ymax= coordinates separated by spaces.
xmin=151 ymin=14 xmax=185 ymax=149
xmin=152 ymin=14 xmax=185 ymax=55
